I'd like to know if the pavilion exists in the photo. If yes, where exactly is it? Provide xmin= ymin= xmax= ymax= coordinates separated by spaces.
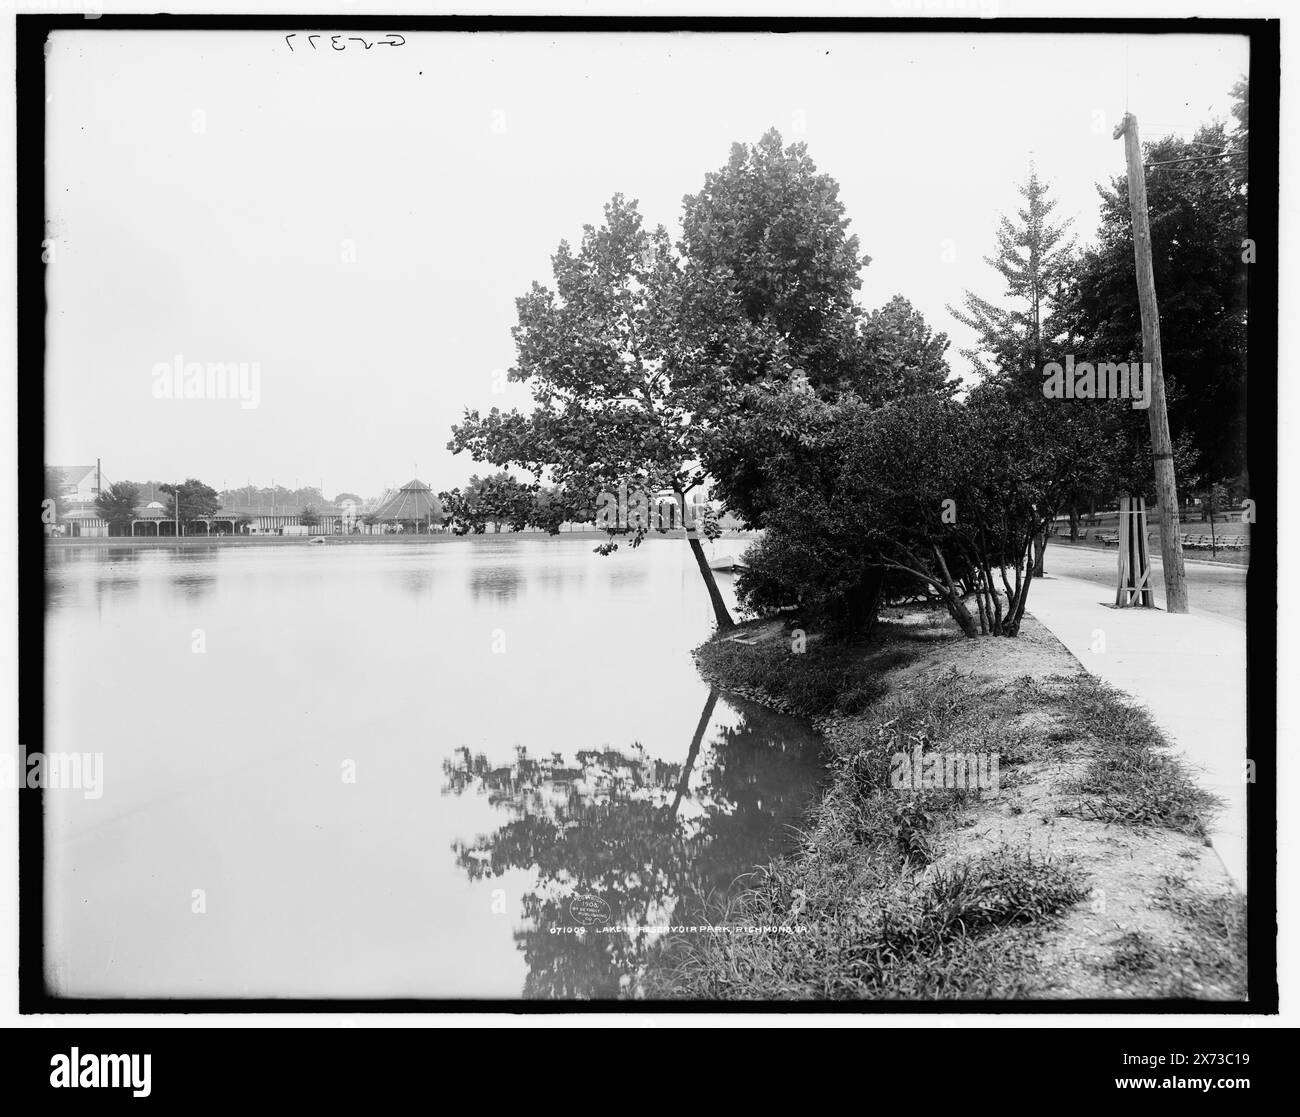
xmin=371 ymin=479 xmax=443 ymax=533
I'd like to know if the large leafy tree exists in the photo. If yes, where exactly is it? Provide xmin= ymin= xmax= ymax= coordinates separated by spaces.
xmin=680 ymin=134 xmax=959 ymax=532
xmin=858 ymin=295 xmax=959 ymax=404
xmin=678 ymin=130 xmax=874 ymax=530
xmin=529 ymin=485 xmax=590 ymax=534
xmin=679 ymin=128 xmax=868 ymax=395
xmin=158 ymin=479 xmax=220 ymax=526
xmin=439 ymin=471 xmax=537 ymax=534
xmin=95 ymin=481 xmax=140 ymax=535
xmin=449 ymin=195 xmax=745 ymax=629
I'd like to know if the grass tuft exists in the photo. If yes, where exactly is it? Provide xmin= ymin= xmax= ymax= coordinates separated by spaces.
xmin=645 ymin=849 xmax=1087 ymax=1000
xmin=1056 ymin=678 xmax=1221 ymax=837
xmin=694 ymin=632 xmax=915 ymax=717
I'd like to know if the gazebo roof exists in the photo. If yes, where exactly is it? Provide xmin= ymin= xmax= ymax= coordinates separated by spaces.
xmin=373 ymin=479 xmax=441 ymax=522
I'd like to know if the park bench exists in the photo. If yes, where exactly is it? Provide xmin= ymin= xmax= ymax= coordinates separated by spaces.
xmin=1099 ymin=531 xmax=1120 ymax=546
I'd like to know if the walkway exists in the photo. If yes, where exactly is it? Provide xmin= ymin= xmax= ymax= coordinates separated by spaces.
xmin=1026 ymin=547 xmax=1248 ymax=892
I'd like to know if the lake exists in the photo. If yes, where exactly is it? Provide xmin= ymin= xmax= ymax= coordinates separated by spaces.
xmin=42 ymin=536 xmax=825 ymax=1000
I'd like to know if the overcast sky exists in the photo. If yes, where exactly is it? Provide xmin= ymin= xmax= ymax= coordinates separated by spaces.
xmin=44 ymin=29 xmax=1248 ymax=499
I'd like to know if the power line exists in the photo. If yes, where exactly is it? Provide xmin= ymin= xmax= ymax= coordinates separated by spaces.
xmin=1143 ymin=151 xmax=1246 ymax=169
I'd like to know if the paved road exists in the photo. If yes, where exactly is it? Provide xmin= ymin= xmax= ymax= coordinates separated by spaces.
xmin=1039 ymin=540 xmax=1248 ymax=626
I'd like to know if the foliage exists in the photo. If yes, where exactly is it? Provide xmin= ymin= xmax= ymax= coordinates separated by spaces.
xmin=678 ymin=128 xmax=868 ymax=397
xmin=737 ymin=387 xmax=1118 ymax=637
xmin=95 ymin=481 xmax=141 ymax=535
xmin=1055 ymin=85 xmax=1249 ymax=487
xmin=858 ymin=295 xmax=960 ymax=404
xmin=44 ymin=468 xmax=68 ymax=522
xmin=222 ymin=484 xmax=324 ymax=509
xmin=695 ymin=634 xmax=919 ymax=717
xmin=441 ymin=692 xmax=824 ymax=999
xmin=529 ymin=485 xmax=590 ymax=534
xmin=447 ymin=190 xmax=743 ymax=625
xmin=439 ymin=471 xmax=536 ymax=534
xmin=947 ymin=166 xmax=1076 ymax=393
xmin=679 ymin=132 xmax=955 ymax=530
xmin=158 ymin=478 xmax=220 ymax=524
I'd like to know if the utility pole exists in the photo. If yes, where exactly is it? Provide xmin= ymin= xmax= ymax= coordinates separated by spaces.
xmin=1115 ymin=111 xmax=1188 ymax=613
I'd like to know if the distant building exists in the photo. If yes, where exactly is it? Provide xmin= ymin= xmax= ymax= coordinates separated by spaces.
xmin=369 ymin=479 xmax=443 ymax=533
xmin=51 ymin=464 xmax=101 ymax=504
xmin=49 ymin=464 xmax=107 ymax=536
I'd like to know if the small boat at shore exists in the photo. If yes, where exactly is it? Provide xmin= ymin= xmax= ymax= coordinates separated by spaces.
xmin=708 ymin=554 xmax=747 ymax=572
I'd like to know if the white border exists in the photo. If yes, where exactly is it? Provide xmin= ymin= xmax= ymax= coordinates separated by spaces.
xmin=1 ymin=0 xmax=1292 ymax=1029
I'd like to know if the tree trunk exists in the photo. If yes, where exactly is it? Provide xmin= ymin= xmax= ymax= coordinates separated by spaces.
xmin=844 ymin=567 xmax=885 ymax=636
xmin=1032 ymin=530 xmax=1047 ymax=577
xmin=944 ymin=593 xmax=979 ymax=637
xmin=685 ymin=527 xmax=734 ymax=631
xmin=1004 ymin=557 xmax=1035 ymax=636
xmin=670 ymin=688 xmax=718 ymax=819
xmin=1069 ymin=506 xmax=1080 ymax=542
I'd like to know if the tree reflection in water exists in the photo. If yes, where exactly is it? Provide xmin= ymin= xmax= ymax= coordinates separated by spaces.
xmin=442 ymin=689 xmax=824 ymax=999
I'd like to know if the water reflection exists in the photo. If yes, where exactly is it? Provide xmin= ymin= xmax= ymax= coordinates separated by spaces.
xmin=534 ymin=565 xmax=586 ymax=596
xmin=45 ymin=547 xmax=143 ymax=607
xmin=606 ymin=565 xmax=650 ymax=591
xmin=167 ymin=574 xmax=215 ymax=600
xmin=443 ymin=689 xmax=824 ymax=999
xmin=466 ymin=564 xmax=523 ymax=603
xmin=44 ymin=535 xmax=796 ymax=998
xmin=396 ymin=565 xmax=436 ymax=596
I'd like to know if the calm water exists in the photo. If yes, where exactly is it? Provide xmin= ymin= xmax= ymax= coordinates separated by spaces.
xmin=43 ymin=536 xmax=824 ymax=999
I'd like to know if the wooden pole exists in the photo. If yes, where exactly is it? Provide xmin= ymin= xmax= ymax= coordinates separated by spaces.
xmin=1115 ymin=112 xmax=1188 ymax=612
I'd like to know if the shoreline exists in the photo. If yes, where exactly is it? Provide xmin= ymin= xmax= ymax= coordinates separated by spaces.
xmin=643 ymin=608 xmax=1245 ymax=1001
xmin=44 ymin=530 xmax=763 ymax=549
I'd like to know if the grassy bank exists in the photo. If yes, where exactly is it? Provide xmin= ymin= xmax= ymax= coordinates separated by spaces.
xmin=642 ymin=609 xmax=1243 ymax=1001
